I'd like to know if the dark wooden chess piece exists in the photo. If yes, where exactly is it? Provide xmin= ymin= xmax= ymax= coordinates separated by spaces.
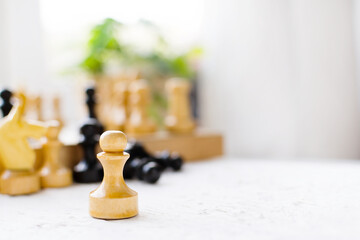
xmin=0 ymin=89 xmax=13 ymax=117
xmin=85 ymin=86 xmax=104 ymax=132
xmin=73 ymin=118 xmax=104 ymax=183
xmin=154 ymin=151 xmax=183 ymax=171
xmin=86 ymin=87 xmax=96 ymax=119
xmin=124 ymin=142 xmax=162 ymax=183
xmin=132 ymin=157 xmax=163 ymax=184
xmin=73 ymin=87 xmax=105 ymax=183
xmin=123 ymin=142 xmax=184 ymax=184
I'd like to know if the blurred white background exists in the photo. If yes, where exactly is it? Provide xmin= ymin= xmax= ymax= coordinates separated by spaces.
xmin=1 ymin=0 xmax=360 ymax=159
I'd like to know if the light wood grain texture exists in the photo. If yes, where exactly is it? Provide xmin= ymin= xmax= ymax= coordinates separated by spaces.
xmin=89 ymin=131 xmax=138 ymax=219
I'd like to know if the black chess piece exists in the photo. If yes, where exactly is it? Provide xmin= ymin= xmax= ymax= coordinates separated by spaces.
xmin=0 ymin=89 xmax=13 ymax=117
xmin=126 ymin=141 xmax=152 ymax=159
xmin=85 ymin=86 xmax=104 ymax=132
xmin=73 ymin=118 xmax=104 ymax=183
xmin=123 ymin=141 xmax=184 ymax=184
xmin=154 ymin=150 xmax=183 ymax=171
xmin=131 ymin=157 xmax=162 ymax=184
xmin=124 ymin=142 xmax=162 ymax=183
xmin=86 ymin=87 xmax=97 ymax=119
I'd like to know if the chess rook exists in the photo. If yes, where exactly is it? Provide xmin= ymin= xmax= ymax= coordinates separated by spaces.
xmin=89 ymin=131 xmax=138 ymax=219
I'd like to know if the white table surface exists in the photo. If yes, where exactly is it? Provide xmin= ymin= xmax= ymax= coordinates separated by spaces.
xmin=1 ymin=158 xmax=360 ymax=240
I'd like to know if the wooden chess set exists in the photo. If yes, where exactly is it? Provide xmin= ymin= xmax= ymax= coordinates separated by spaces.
xmin=0 ymin=77 xmax=223 ymax=219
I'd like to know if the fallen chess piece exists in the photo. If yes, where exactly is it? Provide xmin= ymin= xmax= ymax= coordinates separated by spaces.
xmin=124 ymin=142 xmax=184 ymax=184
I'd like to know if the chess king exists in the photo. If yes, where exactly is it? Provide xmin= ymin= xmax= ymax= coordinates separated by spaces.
xmin=0 ymin=93 xmax=47 ymax=195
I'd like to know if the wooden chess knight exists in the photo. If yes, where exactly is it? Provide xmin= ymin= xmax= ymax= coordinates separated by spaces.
xmin=0 ymin=92 xmax=47 ymax=195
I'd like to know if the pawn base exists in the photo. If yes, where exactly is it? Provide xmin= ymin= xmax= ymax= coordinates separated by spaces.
xmin=41 ymin=169 xmax=72 ymax=188
xmin=0 ymin=170 xmax=40 ymax=195
xmin=89 ymin=194 xmax=138 ymax=219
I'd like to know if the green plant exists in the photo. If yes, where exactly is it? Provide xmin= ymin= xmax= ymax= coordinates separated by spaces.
xmin=80 ymin=18 xmax=201 ymax=80
xmin=80 ymin=18 xmax=124 ymax=75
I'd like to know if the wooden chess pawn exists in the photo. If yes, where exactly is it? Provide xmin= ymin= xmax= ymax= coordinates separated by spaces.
xmin=165 ymin=78 xmax=195 ymax=133
xmin=0 ymin=93 xmax=47 ymax=195
xmin=125 ymin=79 xmax=156 ymax=135
xmin=40 ymin=121 xmax=72 ymax=188
xmin=89 ymin=131 xmax=138 ymax=219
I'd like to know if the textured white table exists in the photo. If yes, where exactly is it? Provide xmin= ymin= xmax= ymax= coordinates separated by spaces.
xmin=1 ymin=158 xmax=360 ymax=240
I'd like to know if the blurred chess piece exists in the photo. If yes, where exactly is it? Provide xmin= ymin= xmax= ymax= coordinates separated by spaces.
xmin=73 ymin=87 xmax=104 ymax=183
xmin=35 ymin=96 xmax=43 ymax=121
xmin=0 ymin=92 xmax=47 ymax=195
xmin=52 ymin=95 xmax=64 ymax=127
xmin=24 ymin=94 xmax=43 ymax=121
xmin=0 ymin=89 xmax=13 ymax=117
xmin=165 ymin=78 xmax=195 ymax=133
xmin=85 ymin=87 xmax=104 ymax=132
xmin=126 ymin=79 xmax=156 ymax=135
xmin=106 ymin=82 xmax=127 ymax=131
xmin=89 ymin=131 xmax=138 ymax=219
xmin=73 ymin=118 xmax=103 ymax=183
xmin=40 ymin=120 xmax=72 ymax=188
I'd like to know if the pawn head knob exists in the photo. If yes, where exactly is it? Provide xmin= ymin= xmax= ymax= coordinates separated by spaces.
xmin=99 ymin=130 xmax=127 ymax=152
